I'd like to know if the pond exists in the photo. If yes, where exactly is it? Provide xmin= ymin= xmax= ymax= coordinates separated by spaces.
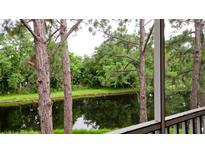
xmin=0 ymin=92 xmax=189 ymax=132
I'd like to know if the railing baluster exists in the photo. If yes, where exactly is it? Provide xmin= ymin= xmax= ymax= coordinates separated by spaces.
xmin=173 ymin=125 xmax=177 ymax=134
xmin=196 ymin=117 xmax=201 ymax=134
xmin=182 ymin=122 xmax=186 ymax=134
xmin=165 ymin=127 xmax=170 ymax=134
xmin=203 ymin=116 xmax=205 ymax=134
xmin=173 ymin=124 xmax=179 ymax=134
xmin=177 ymin=123 xmax=179 ymax=134
xmin=155 ymin=130 xmax=160 ymax=134
xmin=189 ymin=119 xmax=194 ymax=134
xmin=200 ymin=116 xmax=203 ymax=133
xmin=185 ymin=121 xmax=189 ymax=134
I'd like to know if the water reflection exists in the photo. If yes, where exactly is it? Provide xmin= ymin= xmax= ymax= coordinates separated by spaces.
xmin=53 ymin=94 xmax=150 ymax=130
xmin=0 ymin=92 xmax=189 ymax=132
xmin=73 ymin=116 xmax=99 ymax=130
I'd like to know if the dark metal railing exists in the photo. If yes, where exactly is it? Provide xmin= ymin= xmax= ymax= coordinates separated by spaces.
xmin=108 ymin=106 xmax=205 ymax=134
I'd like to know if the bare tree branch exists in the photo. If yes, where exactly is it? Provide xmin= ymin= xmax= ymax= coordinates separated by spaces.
xmin=49 ymin=19 xmax=83 ymax=59
xmin=27 ymin=60 xmax=36 ymax=68
xmin=103 ymin=31 xmax=139 ymax=47
xmin=177 ymin=69 xmax=192 ymax=76
xmin=96 ymin=49 xmax=138 ymax=64
xmin=114 ymin=55 xmax=137 ymax=63
xmin=49 ymin=28 xmax=61 ymax=40
xmin=20 ymin=19 xmax=38 ymax=40
xmin=26 ymin=19 xmax=33 ymax=24
xmin=144 ymin=19 xmax=153 ymax=26
xmin=25 ymin=54 xmax=36 ymax=69
xmin=113 ymin=69 xmax=137 ymax=73
xmin=88 ymin=20 xmax=140 ymax=48
xmin=56 ymin=19 xmax=64 ymax=27
xmin=54 ymin=33 xmax=61 ymax=43
xmin=123 ymin=60 xmax=139 ymax=71
xmin=47 ymin=27 xmax=61 ymax=46
xmin=142 ymin=24 xmax=154 ymax=54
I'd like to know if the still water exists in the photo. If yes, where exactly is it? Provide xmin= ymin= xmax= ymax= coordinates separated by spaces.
xmin=0 ymin=92 xmax=189 ymax=132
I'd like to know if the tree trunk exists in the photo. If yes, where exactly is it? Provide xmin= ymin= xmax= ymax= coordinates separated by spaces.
xmin=190 ymin=19 xmax=202 ymax=109
xmin=139 ymin=19 xmax=147 ymax=123
xmin=199 ymin=92 xmax=205 ymax=107
xmin=60 ymin=19 xmax=73 ymax=134
xmin=33 ymin=19 xmax=53 ymax=134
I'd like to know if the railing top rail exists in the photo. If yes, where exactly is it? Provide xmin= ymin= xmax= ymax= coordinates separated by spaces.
xmin=107 ymin=120 xmax=160 ymax=134
xmin=107 ymin=107 xmax=205 ymax=134
xmin=165 ymin=106 xmax=205 ymax=127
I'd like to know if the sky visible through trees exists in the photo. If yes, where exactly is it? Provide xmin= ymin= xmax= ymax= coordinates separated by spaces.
xmin=68 ymin=20 xmax=194 ymax=56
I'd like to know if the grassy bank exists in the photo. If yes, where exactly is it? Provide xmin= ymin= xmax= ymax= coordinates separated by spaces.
xmin=0 ymin=88 xmax=136 ymax=107
xmin=1 ymin=129 xmax=112 ymax=134
xmin=1 ymin=128 xmax=188 ymax=134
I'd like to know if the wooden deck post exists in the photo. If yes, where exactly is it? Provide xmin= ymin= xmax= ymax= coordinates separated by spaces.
xmin=154 ymin=19 xmax=165 ymax=134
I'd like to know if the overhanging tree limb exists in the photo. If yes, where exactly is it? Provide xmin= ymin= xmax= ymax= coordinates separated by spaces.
xmin=123 ymin=59 xmax=139 ymax=71
xmin=144 ymin=19 xmax=153 ymax=26
xmin=48 ymin=28 xmax=61 ymax=41
xmin=103 ymin=31 xmax=139 ymax=47
xmin=113 ymin=69 xmax=137 ymax=73
xmin=96 ymin=50 xmax=138 ymax=65
xmin=56 ymin=19 xmax=64 ymax=27
xmin=47 ymin=27 xmax=61 ymax=46
xmin=142 ymin=24 xmax=154 ymax=54
xmin=49 ymin=19 xmax=83 ymax=59
xmin=20 ymin=19 xmax=38 ymax=40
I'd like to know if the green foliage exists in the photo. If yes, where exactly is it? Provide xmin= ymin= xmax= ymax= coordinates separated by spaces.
xmin=0 ymin=22 xmax=35 ymax=94
xmin=80 ymin=28 xmax=154 ymax=90
xmin=0 ymin=21 xmax=85 ymax=93
xmin=70 ymin=53 xmax=83 ymax=86
xmin=165 ymin=30 xmax=194 ymax=92
xmin=1 ymin=128 xmax=112 ymax=134
xmin=80 ymin=56 xmax=101 ymax=87
xmin=0 ymin=19 xmax=202 ymax=114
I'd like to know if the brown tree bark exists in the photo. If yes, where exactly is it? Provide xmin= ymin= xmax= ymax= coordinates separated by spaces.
xmin=60 ymin=19 xmax=73 ymax=134
xmin=21 ymin=19 xmax=82 ymax=134
xmin=33 ymin=19 xmax=53 ymax=134
xmin=190 ymin=19 xmax=202 ymax=109
xmin=139 ymin=19 xmax=147 ymax=123
xmin=199 ymin=92 xmax=205 ymax=107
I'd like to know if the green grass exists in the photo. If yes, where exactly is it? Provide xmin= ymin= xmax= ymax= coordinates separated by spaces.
xmin=1 ymin=128 xmax=190 ymax=134
xmin=169 ymin=127 xmax=192 ymax=134
xmin=0 ymin=88 xmax=136 ymax=107
xmin=169 ymin=127 xmax=183 ymax=134
xmin=1 ymin=129 xmax=112 ymax=134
